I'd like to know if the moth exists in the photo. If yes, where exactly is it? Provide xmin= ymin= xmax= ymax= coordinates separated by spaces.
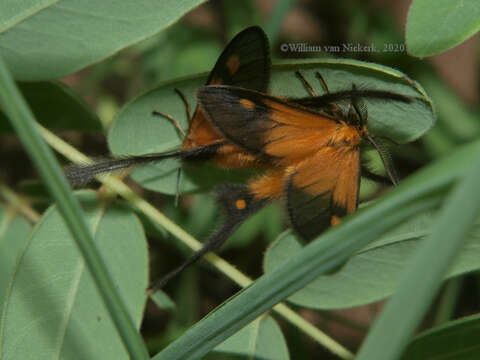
xmin=66 ymin=26 xmax=272 ymax=187
xmin=196 ymin=81 xmax=411 ymax=241
xmin=151 ymin=78 xmax=412 ymax=290
xmin=64 ymin=26 xmax=412 ymax=291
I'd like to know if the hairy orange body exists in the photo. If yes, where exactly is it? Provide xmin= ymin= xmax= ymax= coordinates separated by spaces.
xmin=197 ymin=85 xmax=381 ymax=239
xmin=243 ymin=99 xmax=363 ymax=217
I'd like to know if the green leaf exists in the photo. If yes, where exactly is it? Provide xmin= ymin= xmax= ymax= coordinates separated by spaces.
xmin=0 ymin=1 xmax=56 ymax=30
xmin=0 ymin=55 xmax=149 ymax=359
xmin=264 ymin=210 xmax=480 ymax=309
xmin=214 ymin=316 xmax=289 ymax=360
xmin=0 ymin=192 xmax=148 ymax=360
xmin=0 ymin=0 xmax=206 ymax=80
xmin=401 ymin=313 xmax=480 ymax=360
xmin=406 ymin=0 xmax=480 ymax=57
xmin=357 ymin=144 xmax=480 ymax=360
xmin=109 ymin=59 xmax=434 ymax=194
xmin=418 ymin=72 xmax=480 ymax=141
xmin=0 ymin=81 xmax=102 ymax=132
xmin=0 ymin=205 xmax=31 ymax=314
xmin=151 ymin=139 xmax=479 ymax=360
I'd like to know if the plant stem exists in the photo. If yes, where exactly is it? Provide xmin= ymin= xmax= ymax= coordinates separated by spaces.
xmin=39 ymin=124 xmax=354 ymax=359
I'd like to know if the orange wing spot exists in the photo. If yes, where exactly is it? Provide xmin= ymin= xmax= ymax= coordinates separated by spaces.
xmin=226 ymin=55 xmax=240 ymax=75
xmin=235 ymin=199 xmax=247 ymax=210
xmin=331 ymin=216 xmax=341 ymax=226
xmin=240 ymin=98 xmax=256 ymax=110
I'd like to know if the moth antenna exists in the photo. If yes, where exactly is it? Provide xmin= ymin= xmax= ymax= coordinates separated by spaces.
xmin=366 ymin=134 xmax=399 ymax=186
xmin=146 ymin=219 xmax=239 ymax=294
xmin=147 ymin=184 xmax=266 ymax=293
xmin=65 ymin=144 xmax=221 ymax=186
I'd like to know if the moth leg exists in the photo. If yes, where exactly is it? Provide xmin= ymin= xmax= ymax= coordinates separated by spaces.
xmin=174 ymin=167 xmax=182 ymax=207
xmin=149 ymin=110 xmax=184 ymax=205
xmin=151 ymin=110 xmax=186 ymax=137
xmin=295 ymin=70 xmax=318 ymax=97
xmin=315 ymin=72 xmax=330 ymax=93
xmin=151 ymin=87 xmax=192 ymax=137
xmin=174 ymin=88 xmax=193 ymax=125
xmin=315 ymin=72 xmax=345 ymax=116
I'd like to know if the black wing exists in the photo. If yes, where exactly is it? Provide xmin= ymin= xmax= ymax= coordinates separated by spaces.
xmin=206 ymin=26 xmax=270 ymax=92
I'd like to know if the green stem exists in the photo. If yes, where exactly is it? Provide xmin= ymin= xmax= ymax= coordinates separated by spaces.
xmin=0 ymin=57 xmax=149 ymax=360
xmin=0 ymin=183 xmax=41 ymax=222
xmin=39 ymin=125 xmax=354 ymax=359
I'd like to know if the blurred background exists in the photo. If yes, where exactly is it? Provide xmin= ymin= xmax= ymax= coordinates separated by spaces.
xmin=1 ymin=0 xmax=478 ymax=358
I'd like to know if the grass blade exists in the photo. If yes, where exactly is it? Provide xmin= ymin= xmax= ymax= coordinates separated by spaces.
xmin=151 ymin=140 xmax=480 ymax=360
xmin=0 ymin=56 xmax=149 ymax=359
xmin=357 ymin=148 xmax=480 ymax=360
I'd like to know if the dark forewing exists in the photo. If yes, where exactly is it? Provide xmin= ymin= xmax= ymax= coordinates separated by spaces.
xmin=197 ymin=85 xmax=339 ymax=160
xmin=206 ymin=26 xmax=270 ymax=92
xmin=182 ymin=26 xmax=270 ymax=156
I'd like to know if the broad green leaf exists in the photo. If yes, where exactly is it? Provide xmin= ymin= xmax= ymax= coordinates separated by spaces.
xmin=0 ymin=0 xmax=206 ymax=80
xmin=0 ymin=205 xmax=31 ymax=314
xmin=0 ymin=81 xmax=101 ymax=132
xmin=151 ymin=141 xmax=480 ymax=360
xmin=406 ymin=0 xmax=480 ymax=57
xmin=109 ymin=59 xmax=434 ymax=194
xmin=214 ymin=316 xmax=289 ymax=360
xmin=0 ymin=1 xmax=56 ymax=31
xmin=0 ymin=55 xmax=148 ymax=358
xmin=0 ymin=192 xmax=148 ymax=360
xmin=418 ymin=72 xmax=480 ymax=141
xmin=401 ymin=313 xmax=480 ymax=359
xmin=264 ymin=211 xmax=480 ymax=309
xmin=357 ymin=140 xmax=480 ymax=360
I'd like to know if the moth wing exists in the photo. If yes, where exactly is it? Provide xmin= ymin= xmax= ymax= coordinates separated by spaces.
xmin=197 ymin=85 xmax=339 ymax=163
xmin=185 ymin=27 xmax=270 ymax=148
xmin=206 ymin=26 xmax=270 ymax=91
xmin=286 ymin=148 xmax=360 ymax=240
